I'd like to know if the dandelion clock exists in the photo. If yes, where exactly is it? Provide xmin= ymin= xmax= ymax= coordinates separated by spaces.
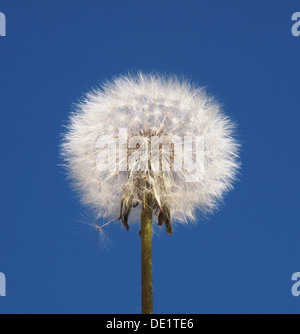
xmin=61 ymin=73 xmax=240 ymax=313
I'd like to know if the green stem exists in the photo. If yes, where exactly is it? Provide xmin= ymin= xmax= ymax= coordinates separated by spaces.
xmin=141 ymin=196 xmax=153 ymax=314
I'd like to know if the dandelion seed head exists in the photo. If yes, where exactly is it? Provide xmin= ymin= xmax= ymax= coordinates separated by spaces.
xmin=61 ymin=72 xmax=240 ymax=227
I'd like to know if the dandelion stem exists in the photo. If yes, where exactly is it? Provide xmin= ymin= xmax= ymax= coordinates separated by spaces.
xmin=141 ymin=195 xmax=153 ymax=314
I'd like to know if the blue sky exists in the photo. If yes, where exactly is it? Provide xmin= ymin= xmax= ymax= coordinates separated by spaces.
xmin=0 ymin=0 xmax=300 ymax=314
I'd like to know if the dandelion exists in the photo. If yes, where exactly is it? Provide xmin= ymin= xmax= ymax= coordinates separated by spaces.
xmin=61 ymin=72 xmax=240 ymax=313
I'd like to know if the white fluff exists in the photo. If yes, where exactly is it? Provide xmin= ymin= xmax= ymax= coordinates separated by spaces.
xmin=61 ymin=73 xmax=240 ymax=228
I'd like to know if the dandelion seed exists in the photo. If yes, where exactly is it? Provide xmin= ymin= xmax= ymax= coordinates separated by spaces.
xmin=75 ymin=212 xmax=114 ymax=250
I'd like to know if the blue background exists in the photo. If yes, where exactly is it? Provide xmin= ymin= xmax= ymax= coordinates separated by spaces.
xmin=0 ymin=0 xmax=299 ymax=314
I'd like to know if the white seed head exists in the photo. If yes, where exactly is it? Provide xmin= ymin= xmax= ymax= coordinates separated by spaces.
xmin=61 ymin=73 xmax=240 ymax=226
